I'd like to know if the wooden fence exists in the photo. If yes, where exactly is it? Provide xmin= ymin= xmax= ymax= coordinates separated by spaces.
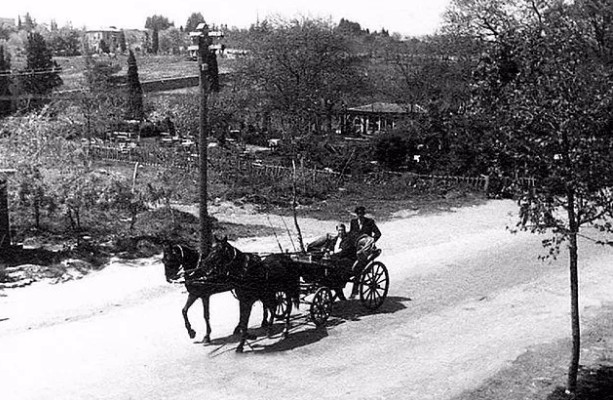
xmin=86 ymin=145 xmax=534 ymax=192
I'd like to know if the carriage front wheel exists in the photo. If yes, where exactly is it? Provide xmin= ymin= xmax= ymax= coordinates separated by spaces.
xmin=310 ymin=287 xmax=333 ymax=326
xmin=359 ymin=261 xmax=389 ymax=310
xmin=273 ymin=291 xmax=290 ymax=320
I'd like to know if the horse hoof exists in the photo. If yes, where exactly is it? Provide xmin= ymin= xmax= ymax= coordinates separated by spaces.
xmin=283 ymin=331 xmax=289 ymax=339
xmin=236 ymin=346 xmax=244 ymax=353
xmin=203 ymin=336 xmax=211 ymax=344
xmin=233 ymin=326 xmax=242 ymax=335
xmin=188 ymin=329 xmax=196 ymax=339
xmin=261 ymin=320 xmax=269 ymax=328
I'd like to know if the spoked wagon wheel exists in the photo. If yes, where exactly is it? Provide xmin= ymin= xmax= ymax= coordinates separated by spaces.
xmin=310 ymin=287 xmax=333 ymax=327
xmin=273 ymin=291 xmax=290 ymax=320
xmin=359 ymin=261 xmax=389 ymax=310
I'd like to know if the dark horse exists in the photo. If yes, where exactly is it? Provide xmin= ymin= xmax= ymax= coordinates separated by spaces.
xmin=202 ymin=236 xmax=301 ymax=353
xmin=162 ymin=242 xmax=270 ymax=343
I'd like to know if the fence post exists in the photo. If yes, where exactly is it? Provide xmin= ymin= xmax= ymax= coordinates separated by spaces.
xmin=482 ymin=175 xmax=490 ymax=193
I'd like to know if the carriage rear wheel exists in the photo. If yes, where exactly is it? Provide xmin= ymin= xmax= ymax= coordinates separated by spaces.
xmin=273 ymin=291 xmax=290 ymax=320
xmin=359 ymin=261 xmax=389 ymax=310
xmin=310 ymin=287 xmax=333 ymax=326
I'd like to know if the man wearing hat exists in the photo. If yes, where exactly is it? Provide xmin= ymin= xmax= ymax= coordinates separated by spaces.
xmin=349 ymin=206 xmax=381 ymax=242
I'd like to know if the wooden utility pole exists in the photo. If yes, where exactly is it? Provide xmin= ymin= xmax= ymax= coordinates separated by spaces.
xmin=197 ymin=23 xmax=212 ymax=257
xmin=0 ymin=169 xmax=16 ymax=249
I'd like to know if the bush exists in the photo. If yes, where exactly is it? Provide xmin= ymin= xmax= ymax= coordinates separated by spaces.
xmin=374 ymin=133 xmax=409 ymax=171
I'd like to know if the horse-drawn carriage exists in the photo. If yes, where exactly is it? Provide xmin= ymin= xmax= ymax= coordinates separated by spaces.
xmin=276 ymin=234 xmax=389 ymax=326
xmin=163 ymin=233 xmax=389 ymax=352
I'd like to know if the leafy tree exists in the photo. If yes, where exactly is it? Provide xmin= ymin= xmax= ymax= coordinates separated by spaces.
xmin=23 ymin=13 xmax=36 ymax=32
xmin=446 ymin=0 xmax=613 ymax=395
xmin=374 ymin=133 xmax=409 ymax=170
xmin=15 ymin=163 xmax=55 ymax=230
xmin=239 ymin=17 xmax=366 ymax=136
xmin=18 ymin=31 xmax=62 ymax=110
xmin=0 ymin=46 xmax=11 ymax=117
xmin=126 ymin=50 xmax=144 ymax=120
xmin=185 ymin=12 xmax=205 ymax=33
xmin=158 ymin=27 xmax=186 ymax=54
xmin=47 ymin=25 xmax=82 ymax=56
xmin=99 ymin=39 xmax=110 ymax=54
xmin=145 ymin=15 xmax=173 ymax=31
xmin=77 ymin=54 xmax=124 ymax=139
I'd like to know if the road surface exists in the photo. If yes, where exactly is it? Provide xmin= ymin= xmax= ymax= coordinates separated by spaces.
xmin=2 ymin=200 xmax=612 ymax=400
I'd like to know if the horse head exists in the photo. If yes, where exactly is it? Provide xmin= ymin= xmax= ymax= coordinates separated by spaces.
xmin=162 ymin=242 xmax=188 ymax=283
xmin=201 ymin=235 xmax=239 ymax=278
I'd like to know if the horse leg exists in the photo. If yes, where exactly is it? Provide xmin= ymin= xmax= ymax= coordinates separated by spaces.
xmin=261 ymin=304 xmax=269 ymax=329
xmin=182 ymin=293 xmax=198 ymax=339
xmin=283 ymin=294 xmax=292 ymax=338
xmin=201 ymin=296 xmax=212 ymax=344
xmin=236 ymin=298 xmax=255 ymax=353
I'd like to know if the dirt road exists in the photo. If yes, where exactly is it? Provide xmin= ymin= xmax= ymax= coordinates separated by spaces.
xmin=2 ymin=200 xmax=613 ymax=400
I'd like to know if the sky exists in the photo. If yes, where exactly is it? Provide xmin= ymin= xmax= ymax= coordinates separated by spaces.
xmin=2 ymin=0 xmax=451 ymax=37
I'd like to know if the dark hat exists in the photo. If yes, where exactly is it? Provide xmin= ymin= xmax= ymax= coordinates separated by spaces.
xmin=354 ymin=206 xmax=366 ymax=215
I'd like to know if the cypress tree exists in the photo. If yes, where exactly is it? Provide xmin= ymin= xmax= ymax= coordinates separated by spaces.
xmin=152 ymin=28 xmax=159 ymax=54
xmin=126 ymin=50 xmax=144 ymax=120
xmin=0 ymin=46 xmax=12 ymax=117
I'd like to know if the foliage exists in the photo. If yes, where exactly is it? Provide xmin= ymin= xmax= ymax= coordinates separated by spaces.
xmin=14 ymin=163 xmax=56 ymax=230
xmin=0 ymin=45 xmax=11 ymax=117
xmin=185 ymin=12 xmax=206 ymax=33
xmin=151 ymin=28 xmax=159 ymax=54
xmin=445 ymin=0 xmax=613 ymax=394
xmin=374 ymin=133 xmax=410 ymax=171
xmin=126 ymin=50 xmax=144 ymax=120
xmin=17 ymin=32 xmax=63 ymax=110
xmin=46 ymin=26 xmax=82 ymax=56
xmin=238 ymin=17 xmax=367 ymax=136
xmin=145 ymin=15 xmax=174 ymax=31
xmin=158 ymin=27 xmax=186 ymax=55
xmin=118 ymin=30 xmax=127 ymax=53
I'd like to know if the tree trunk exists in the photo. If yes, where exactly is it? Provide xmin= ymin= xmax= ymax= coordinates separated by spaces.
xmin=566 ymin=191 xmax=580 ymax=396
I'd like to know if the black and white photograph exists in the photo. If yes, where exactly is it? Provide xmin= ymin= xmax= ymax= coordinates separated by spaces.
xmin=1 ymin=1 xmax=613 ymax=399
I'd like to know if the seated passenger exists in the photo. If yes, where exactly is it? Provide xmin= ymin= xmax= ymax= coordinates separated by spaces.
xmin=328 ymin=224 xmax=357 ymax=274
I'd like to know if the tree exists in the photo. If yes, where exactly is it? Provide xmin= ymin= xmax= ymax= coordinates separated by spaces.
xmin=47 ymin=25 xmax=82 ymax=56
xmin=0 ymin=46 xmax=11 ymax=117
xmin=23 ymin=13 xmax=36 ymax=32
xmin=151 ymin=27 xmax=159 ymax=54
xmin=374 ymin=133 xmax=409 ymax=170
xmin=18 ymin=31 xmax=62 ymax=110
xmin=239 ymin=17 xmax=366 ymax=136
xmin=126 ymin=50 xmax=144 ymax=120
xmin=185 ymin=12 xmax=205 ymax=33
xmin=145 ymin=15 xmax=173 ymax=31
xmin=158 ymin=27 xmax=186 ymax=54
xmin=445 ymin=0 xmax=613 ymax=395
xmin=118 ymin=30 xmax=127 ymax=53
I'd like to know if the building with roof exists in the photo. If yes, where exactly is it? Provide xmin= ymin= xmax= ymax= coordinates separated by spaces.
xmin=85 ymin=27 xmax=121 ymax=53
xmin=343 ymin=102 xmax=426 ymax=135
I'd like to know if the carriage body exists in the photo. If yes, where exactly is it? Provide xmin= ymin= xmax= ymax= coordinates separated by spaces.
xmin=280 ymin=235 xmax=389 ymax=326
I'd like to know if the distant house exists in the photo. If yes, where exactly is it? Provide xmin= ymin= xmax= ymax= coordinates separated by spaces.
xmin=343 ymin=102 xmax=426 ymax=135
xmin=85 ymin=27 xmax=121 ymax=53
xmin=124 ymin=29 xmax=149 ymax=53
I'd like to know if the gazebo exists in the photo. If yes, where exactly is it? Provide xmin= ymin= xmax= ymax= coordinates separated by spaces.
xmin=343 ymin=102 xmax=426 ymax=135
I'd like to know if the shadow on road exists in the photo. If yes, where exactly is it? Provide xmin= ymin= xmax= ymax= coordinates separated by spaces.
xmin=203 ymin=296 xmax=412 ymax=355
